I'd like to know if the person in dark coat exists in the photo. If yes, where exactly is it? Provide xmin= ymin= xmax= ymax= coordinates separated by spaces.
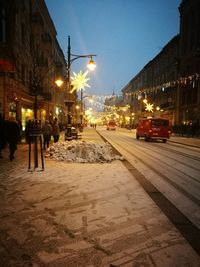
xmin=0 ymin=113 xmax=7 ymax=158
xmin=6 ymin=116 xmax=21 ymax=161
xmin=18 ymin=119 xmax=23 ymax=142
xmin=52 ymin=118 xmax=60 ymax=143
xmin=42 ymin=120 xmax=52 ymax=149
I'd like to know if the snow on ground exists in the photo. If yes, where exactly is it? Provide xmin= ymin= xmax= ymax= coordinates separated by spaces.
xmin=45 ymin=140 xmax=124 ymax=163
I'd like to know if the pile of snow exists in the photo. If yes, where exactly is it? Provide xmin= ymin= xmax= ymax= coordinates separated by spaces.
xmin=45 ymin=140 xmax=124 ymax=163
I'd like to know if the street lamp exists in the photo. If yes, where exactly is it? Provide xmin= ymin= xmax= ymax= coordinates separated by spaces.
xmin=66 ymin=35 xmax=97 ymax=126
xmin=67 ymin=35 xmax=96 ymax=86
xmin=87 ymin=58 xmax=96 ymax=71
xmin=55 ymin=79 xmax=64 ymax=87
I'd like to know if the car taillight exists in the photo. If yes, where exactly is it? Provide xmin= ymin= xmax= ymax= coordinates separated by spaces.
xmin=149 ymin=130 xmax=152 ymax=133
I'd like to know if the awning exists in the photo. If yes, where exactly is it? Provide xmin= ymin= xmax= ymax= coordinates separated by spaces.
xmin=0 ymin=59 xmax=15 ymax=72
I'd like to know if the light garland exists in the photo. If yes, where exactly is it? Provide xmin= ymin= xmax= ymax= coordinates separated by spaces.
xmin=124 ymin=73 xmax=200 ymax=98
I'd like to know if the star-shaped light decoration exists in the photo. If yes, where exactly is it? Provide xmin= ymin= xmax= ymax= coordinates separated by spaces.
xmin=71 ymin=70 xmax=90 ymax=93
xmin=145 ymin=102 xmax=154 ymax=112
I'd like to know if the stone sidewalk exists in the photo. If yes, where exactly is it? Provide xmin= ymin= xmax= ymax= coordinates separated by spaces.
xmin=0 ymin=127 xmax=200 ymax=266
xmin=169 ymin=134 xmax=200 ymax=148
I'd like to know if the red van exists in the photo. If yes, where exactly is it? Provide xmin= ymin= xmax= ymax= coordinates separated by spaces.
xmin=107 ymin=121 xmax=116 ymax=130
xmin=136 ymin=118 xmax=171 ymax=143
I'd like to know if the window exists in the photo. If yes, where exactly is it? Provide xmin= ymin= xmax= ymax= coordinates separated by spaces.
xmin=152 ymin=119 xmax=169 ymax=127
xmin=0 ymin=5 xmax=6 ymax=42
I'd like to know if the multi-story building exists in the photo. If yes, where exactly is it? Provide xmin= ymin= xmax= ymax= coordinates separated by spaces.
xmin=122 ymin=35 xmax=179 ymax=126
xmin=0 ymin=0 xmax=68 ymax=130
xmin=178 ymin=0 xmax=200 ymax=126
xmin=121 ymin=0 xmax=200 ymax=131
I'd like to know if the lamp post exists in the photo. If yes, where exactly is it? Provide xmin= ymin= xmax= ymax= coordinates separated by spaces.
xmin=67 ymin=35 xmax=96 ymax=86
xmin=66 ymin=35 xmax=96 ymax=127
xmin=80 ymin=91 xmax=93 ymax=126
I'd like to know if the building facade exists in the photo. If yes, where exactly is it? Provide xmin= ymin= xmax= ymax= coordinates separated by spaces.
xmin=0 ymin=0 xmax=68 ymax=130
xmin=121 ymin=0 xmax=200 ymax=133
xmin=122 ymin=35 xmax=179 ymax=126
xmin=178 ymin=0 xmax=200 ymax=126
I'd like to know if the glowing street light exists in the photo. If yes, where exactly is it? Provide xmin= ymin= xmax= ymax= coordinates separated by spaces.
xmin=55 ymin=79 xmax=64 ymax=87
xmin=67 ymin=35 xmax=96 ymax=89
xmin=65 ymin=35 xmax=97 ymax=128
xmin=87 ymin=58 xmax=96 ymax=71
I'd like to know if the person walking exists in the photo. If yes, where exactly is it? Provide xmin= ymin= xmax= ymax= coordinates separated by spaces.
xmin=0 ymin=113 xmax=7 ymax=158
xmin=42 ymin=120 xmax=52 ymax=149
xmin=52 ymin=118 xmax=60 ymax=143
xmin=18 ymin=119 xmax=23 ymax=142
xmin=6 ymin=116 xmax=21 ymax=161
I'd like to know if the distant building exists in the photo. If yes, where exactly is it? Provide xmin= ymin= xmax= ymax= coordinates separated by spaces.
xmin=122 ymin=35 xmax=179 ymax=125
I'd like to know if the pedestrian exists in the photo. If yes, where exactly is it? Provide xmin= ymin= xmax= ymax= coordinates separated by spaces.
xmin=6 ymin=116 xmax=21 ymax=161
xmin=42 ymin=120 xmax=52 ymax=149
xmin=18 ymin=119 xmax=23 ymax=142
xmin=52 ymin=118 xmax=60 ymax=143
xmin=0 ymin=113 xmax=7 ymax=158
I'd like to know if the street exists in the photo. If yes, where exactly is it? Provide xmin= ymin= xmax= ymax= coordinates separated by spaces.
xmin=97 ymin=126 xmax=200 ymax=232
xmin=0 ymin=0 xmax=200 ymax=266
xmin=0 ymin=127 xmax=200 ymax=266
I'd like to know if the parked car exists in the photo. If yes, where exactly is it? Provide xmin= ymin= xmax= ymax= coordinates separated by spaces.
xmin=136 ymin=117 xmax=171 ymax=143
xmin=106 ymin=121 xmax=116 ymax=130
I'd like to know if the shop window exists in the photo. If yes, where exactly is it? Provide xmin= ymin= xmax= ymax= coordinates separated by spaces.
xmin=21 ymin=108 xmax=34 ymax=131
xmin=9 ymin=102 xmax=16 ymax=118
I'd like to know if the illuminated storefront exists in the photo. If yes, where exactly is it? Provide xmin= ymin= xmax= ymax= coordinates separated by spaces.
xmin=21 ymin=108 xmax=34 ymax=131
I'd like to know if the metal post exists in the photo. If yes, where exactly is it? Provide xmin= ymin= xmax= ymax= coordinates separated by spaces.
xmin=68 ymin=104 xmax=71 ymax=125
xmin=66 ymin=35 xmax=96 ymax=130
xmin=80 ymin=89 xmax=83 ymax=125
xmin=67 ymin=35 xmax=71 ymax=86
xmin=67 ymin=36 xmax=72 ymax=128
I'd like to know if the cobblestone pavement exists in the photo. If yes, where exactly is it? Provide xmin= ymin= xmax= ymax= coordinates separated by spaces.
xmin=0 ymin=127 xmax=200 ymax=266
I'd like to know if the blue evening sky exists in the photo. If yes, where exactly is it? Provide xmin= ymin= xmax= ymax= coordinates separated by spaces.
xmin=45 ymin=0 xmax=181 ymax=96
